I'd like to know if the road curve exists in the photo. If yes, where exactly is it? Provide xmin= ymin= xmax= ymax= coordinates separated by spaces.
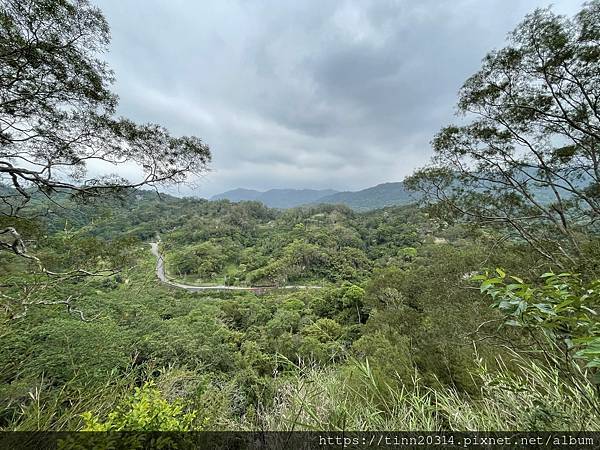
xmin=149 ymin=242 xmax=321 ymax=292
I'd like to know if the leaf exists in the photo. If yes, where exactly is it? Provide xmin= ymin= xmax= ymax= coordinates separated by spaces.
xmin=498 ymin=300 xmax=514 ymax=311
xmin=581 ymin=306 xmax=597 ymax=315
xmin=515 ymin=300 xmax=528 ymax=316
xmin=533 ymin=303 xmax=556 ymax=315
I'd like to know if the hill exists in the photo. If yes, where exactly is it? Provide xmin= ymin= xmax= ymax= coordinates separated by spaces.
xmin=313 ymin=182 xmax=418 ymax=211
xmin=210 ymin=188 xmax=263 ymax=202
xmin=211 ymin=188 xmax=338 ymax=208
xmin=211 ymin=183 xmax=418 ymax=211
xmin=2 ymin=181 xmax=597 ymax=433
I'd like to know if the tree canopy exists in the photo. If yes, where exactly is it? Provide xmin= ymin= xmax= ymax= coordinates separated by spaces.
xmin=0 ymin=0 xmax=211 ymax=219
xmin=2 ymin=0 xmax=600 ymax=436
xmin=406 ymin=1 xmax=600 ymax=266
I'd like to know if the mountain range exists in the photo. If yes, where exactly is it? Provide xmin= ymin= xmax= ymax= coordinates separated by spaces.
xmin=210 ymin=182 xmax=418 ymax=211
xmin=210 ymin=188 xmax=339 ymax=209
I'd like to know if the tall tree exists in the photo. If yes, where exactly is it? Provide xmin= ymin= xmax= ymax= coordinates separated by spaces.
xmin=0 ymin=0 xmax=211 ymax=257
xmin=0 ymin=0 xmax=211 ymax=318
xmin=406 ymin=1 xmax=600 ymax=265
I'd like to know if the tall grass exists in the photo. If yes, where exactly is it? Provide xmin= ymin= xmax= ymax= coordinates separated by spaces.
xmin=2 ymin=370 xmax=136 ymax=431
xmin=6 ymin=353 xmax=599 ymax=431
xmin=256 ymin=352 xmax=600 ymax=431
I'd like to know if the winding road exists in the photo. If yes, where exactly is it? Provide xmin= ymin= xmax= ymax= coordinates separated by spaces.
xmin=149 ymin=242 xmax=321 ymax=293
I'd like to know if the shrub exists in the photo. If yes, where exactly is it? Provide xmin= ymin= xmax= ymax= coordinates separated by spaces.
xmin=82 ymin=381 xmax=199 ymax=431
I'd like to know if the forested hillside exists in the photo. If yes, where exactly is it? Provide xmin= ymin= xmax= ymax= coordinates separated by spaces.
xmin=210 ymin=188 xmax=339 ymax=208
xmin=211 ymin=183 xmax=416 ymax=211
xmin=313 ymin=182 xmax=417 ymax=211
xmin=1 ymin=0 xmax=600 ymax=440
xmin=1 ymin=189 xmax=599 ymax=431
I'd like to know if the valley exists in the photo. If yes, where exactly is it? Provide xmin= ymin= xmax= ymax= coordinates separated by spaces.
xmin=150 ymin=241 xmax=322 ymax=293
xmin=1 ymin=0 xmax=599 ymax=441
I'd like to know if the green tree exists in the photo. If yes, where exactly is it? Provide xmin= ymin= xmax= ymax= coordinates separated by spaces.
xmin=0 ymin=0 xmax=212 ymax=318
xmin=341 ymin=284 xmax=366 ymax=324
xmin=407 ymin=2 xmax=600 ymax=266
xmin=0 ymin=0 xmax=210 ymax=258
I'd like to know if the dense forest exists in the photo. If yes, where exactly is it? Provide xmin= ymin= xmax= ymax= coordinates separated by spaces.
xmin=1 ymin=191 xmax=599 ymax=431
xmin=1 ymin=0 xmax=600 ymax=439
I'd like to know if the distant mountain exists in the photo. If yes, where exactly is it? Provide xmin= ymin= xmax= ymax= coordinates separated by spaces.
xmin=210 ymin=188 xmax=263 ymax=203
xmin=314 ymin=182 xmax=418 ymax=211
xmin=211 ymin=183 xmax=418 ymax=211
xmin=257 ymin=189 xmax=339 ymax=208
xmin=211 ymin=188 xmax=339 ymax=208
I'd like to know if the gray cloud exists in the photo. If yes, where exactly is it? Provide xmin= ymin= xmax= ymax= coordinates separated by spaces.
xmin=94 ymin=0 xmax=581 ymax=197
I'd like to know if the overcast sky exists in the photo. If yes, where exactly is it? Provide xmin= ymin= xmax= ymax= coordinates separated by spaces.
xmin=94 ymin=0 xmax=580 ymax=198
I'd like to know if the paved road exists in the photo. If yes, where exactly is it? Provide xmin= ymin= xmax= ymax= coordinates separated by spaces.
xmin=149 ymin=242 xmax=321 ymax=292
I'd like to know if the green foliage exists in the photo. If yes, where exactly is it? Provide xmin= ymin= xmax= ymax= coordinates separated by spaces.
xmin=82 ymin=382 xmax=198 ymax=431
xmin=0 ymin=0 xmax=210 ymax=214
xmin=476 ymin=270 xmax=600 ymax=381
xmin=167 ymin=241 xmax=228 ymax=279
xmin=4 ymin=0 xmax=600 ymax=437
xmin=3 ymin=190 xmax=599 ymax=433
xmin=406 ymin=2 xmax=600 ymax=266
xmin=261 ymin=352 xmax=600 ymax=431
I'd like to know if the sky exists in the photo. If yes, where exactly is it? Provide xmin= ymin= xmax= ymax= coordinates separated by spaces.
xmin=94 ymin=0 xmax=580 ymax=198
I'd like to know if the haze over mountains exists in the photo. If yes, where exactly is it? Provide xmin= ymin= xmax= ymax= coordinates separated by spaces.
xmin=210 ymin=188 xmax=339 ymax=209
xmin=210 ymin=182 xmax=418 ymax=211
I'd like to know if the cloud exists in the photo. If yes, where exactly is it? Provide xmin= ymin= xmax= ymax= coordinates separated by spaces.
xmin=94 ymin=0 xmax=582 ymax=197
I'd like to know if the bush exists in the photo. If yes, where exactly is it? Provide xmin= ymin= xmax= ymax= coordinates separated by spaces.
xmin=475 ymin=270 xmax=600 ymax=383
xmin=82 ymin=381 xmax=199 ymax=431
